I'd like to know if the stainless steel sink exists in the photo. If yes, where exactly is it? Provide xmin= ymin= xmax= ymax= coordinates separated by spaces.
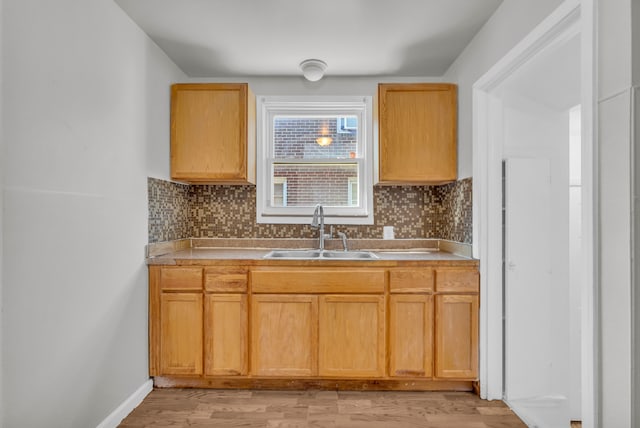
xmin=263 ymin=249 xmax=378 ymax=260
xmin=263 ymin=250 xmax=322 ymax=259
xmin=320 ymin=250 xmax=378 ymax=259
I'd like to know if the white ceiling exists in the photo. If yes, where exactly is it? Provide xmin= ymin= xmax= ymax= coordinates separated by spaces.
xmin=115 ymin=0 xmax=503 ymax=78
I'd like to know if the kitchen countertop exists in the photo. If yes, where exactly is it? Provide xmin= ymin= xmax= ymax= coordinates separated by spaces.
xmin=146 ymin=238 xmax=477 ymax=266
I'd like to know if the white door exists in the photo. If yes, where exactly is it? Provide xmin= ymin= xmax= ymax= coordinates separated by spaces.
xmin=504 ymin=158 xmax=570 ymax=428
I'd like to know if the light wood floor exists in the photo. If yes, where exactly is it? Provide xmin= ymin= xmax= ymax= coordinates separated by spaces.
xmin=119 ymin=388 xmax=529 ymax=427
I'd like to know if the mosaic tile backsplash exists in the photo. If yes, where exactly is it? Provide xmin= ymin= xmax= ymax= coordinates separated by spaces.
xmin=148 ymin=177 xmax=472 ymax=244
xmin=148 ymin=178 xmax=190 ymax=243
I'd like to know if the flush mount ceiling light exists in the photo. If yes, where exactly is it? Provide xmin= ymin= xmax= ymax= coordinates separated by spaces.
xmin=300 ymin=59 xmax=327 ymax=82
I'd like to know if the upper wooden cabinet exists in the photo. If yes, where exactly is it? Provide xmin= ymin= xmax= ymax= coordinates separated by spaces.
xmin=378 ymin=83 xmax=457 ymax=184
xmin=170 ymin=83 xmax=256 ymax=184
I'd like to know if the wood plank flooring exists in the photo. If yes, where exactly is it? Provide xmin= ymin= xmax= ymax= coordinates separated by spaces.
xmin=119 ymin=389 xmax=528 ymax=427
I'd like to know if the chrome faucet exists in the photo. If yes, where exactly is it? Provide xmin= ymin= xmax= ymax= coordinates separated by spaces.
xmin=336 ymin=231 xmax=348 ymax=251
xmin=311 ymin=204 xmax=325 ymax=250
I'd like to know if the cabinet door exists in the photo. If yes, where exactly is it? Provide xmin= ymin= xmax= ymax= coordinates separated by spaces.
xmin=160 ymin=293 xmax=203 ymax=375
xmin=171 ymin=83 xmax=254 ymax=183
xmin=389 ymin=294 xmax=433 ymax=377
xmin=204 ymin=294 xmax=247 ymax=376
xmin=378 ymin=83 xmax=457 ymax=184
xmin=251 ymin=295 xmax=318 ymax=376
xmin=435 ymin=294 xmax=478 ymax=379
xmin=318 ymin=295 xmax=385 ymax=377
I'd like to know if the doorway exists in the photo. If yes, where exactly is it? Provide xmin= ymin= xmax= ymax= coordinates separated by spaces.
xmin=473 ymin=1 xmax=595 ymax=427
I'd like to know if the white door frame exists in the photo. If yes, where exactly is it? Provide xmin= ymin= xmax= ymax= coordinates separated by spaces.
xmin=472 ymin=0 xmax=598 ymax=426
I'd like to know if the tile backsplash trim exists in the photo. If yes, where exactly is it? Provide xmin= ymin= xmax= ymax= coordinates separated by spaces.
xmin=148 ymin=177 xmax=472 ymax=244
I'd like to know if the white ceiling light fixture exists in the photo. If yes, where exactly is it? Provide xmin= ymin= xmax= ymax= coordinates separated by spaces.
xmin=300 ymin=59 xmax=327 ymax=82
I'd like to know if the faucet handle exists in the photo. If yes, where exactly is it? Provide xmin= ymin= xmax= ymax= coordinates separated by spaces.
xmin=336 ymin=231 xmax=348 ymax=251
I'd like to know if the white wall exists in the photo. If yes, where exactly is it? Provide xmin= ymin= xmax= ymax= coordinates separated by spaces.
xmin=444 ymin=0 xmax=565 ymax=178
xmin=0 ymin=0 xmax=4 ymax=424
xmin=1 ymin=1 xmax=185 ymax=427
xmin=635 ymin=80 xmax=640 ymax=428
xmin=596 ymin=0 xmax=636 ymax=426
xmin=633 ymin=1 xmax=640 ymax=423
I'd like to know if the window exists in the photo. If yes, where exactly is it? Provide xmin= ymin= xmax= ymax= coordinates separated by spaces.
xmin=347 ymin=177 xmax=358 ymax=206
xmin=273 ymin=177 xmax=288 ymax=207
xmin=256 ymin=96 xmax=373 ymax=224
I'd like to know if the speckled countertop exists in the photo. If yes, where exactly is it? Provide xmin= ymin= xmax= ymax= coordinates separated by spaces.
xmin=146 ymin=238 xmax=477 ymax=266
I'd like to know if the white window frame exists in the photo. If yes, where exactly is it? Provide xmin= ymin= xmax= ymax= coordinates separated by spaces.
xmin=347 ymin=176 xmax=358 ymax=206
xmin=273 ymin=177 xmax=288 ymax=207
xmin=256 ymin=96 xmax=374 ymax=225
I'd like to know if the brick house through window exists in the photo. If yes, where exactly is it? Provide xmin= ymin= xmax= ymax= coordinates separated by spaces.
xmin=256 ymin=96 xmax=373 ymax=224
xmin=272 ymin=117 xmax=358 ymax=207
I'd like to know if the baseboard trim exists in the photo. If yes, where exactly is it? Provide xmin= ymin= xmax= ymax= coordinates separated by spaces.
xmin=96 ymin=379 xmax=153 ymax=428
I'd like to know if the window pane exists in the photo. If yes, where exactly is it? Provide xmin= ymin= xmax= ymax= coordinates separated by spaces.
xmin=273 ymin=178 xmax=287 ymax=207
xmin=273 ymin=116 xmax=358 ymax=159
xmin=272 ymin=163 xmax=359 ymax=207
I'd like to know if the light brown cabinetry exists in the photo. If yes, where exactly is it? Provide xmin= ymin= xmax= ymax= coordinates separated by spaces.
xmin=388 ymin=268 xmax=434 ymax=378
xmin=378 ymin=83 xmax=457 ymax=184
xmin=204 ymin=294 xmax=247 ymax=376
xmin=389 ymin=294 xmax=434 ymax=378
xmin=151 ymin=266 xmax=249 ymax=378
xmin=434 ymin=268 xmax=479 ymax=379
xmin=435 ymin=294 xmax=478 ymax=379
xmin=160 ymin=293 xmax=203 ymax=375
xmin=204 ymin=267 xmax=248 ymax=376
xmin=149 ymin=262 xmax=479 ymax=390
xmin=171 ymin=83 xmax=256 ymax=184
xmin=251 ymin=294 xmax=318 ymax=377
xmin=251 ymin=268 xmax=385 ymax=378
xmin=318 ymin=295 xmax=385 ymax=377
xmin=152 ymin=267 xmax=204 ymax=376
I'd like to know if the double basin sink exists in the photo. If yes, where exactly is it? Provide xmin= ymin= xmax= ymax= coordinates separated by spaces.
xmin=264 ymin=249 xmax=379 ymax=260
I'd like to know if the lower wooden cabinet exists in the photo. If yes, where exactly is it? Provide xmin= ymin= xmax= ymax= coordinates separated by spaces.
xmin=160 ymin=292 xmax=203 ymax=375
xmin=389 ymin=294 xmax=434 ymax=378
xmin=435 ymin=294 xmax=479 ymax=379
xmin=318 ymin=295 xmax=385 ymax=377
xmin=204 ymin=294 xmax=247 ymax=376
xmin=149 ymin=263 xmax=479 ymax=389
xmin=251 ymin=294 xmax=318 ymax=376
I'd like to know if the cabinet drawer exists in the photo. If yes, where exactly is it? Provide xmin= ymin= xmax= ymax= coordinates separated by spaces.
xmin=160 ymin=267 xmax=203 ymax=291
xmin=204 ymin=267 xmax=248 ymax=292
xmin=390 ymin=268 xmax=434 ymax=293
xmin=435 ymin=269 xmax=479 ymax=293
xmin=251 ymin=269 xmax=386 ymax=294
